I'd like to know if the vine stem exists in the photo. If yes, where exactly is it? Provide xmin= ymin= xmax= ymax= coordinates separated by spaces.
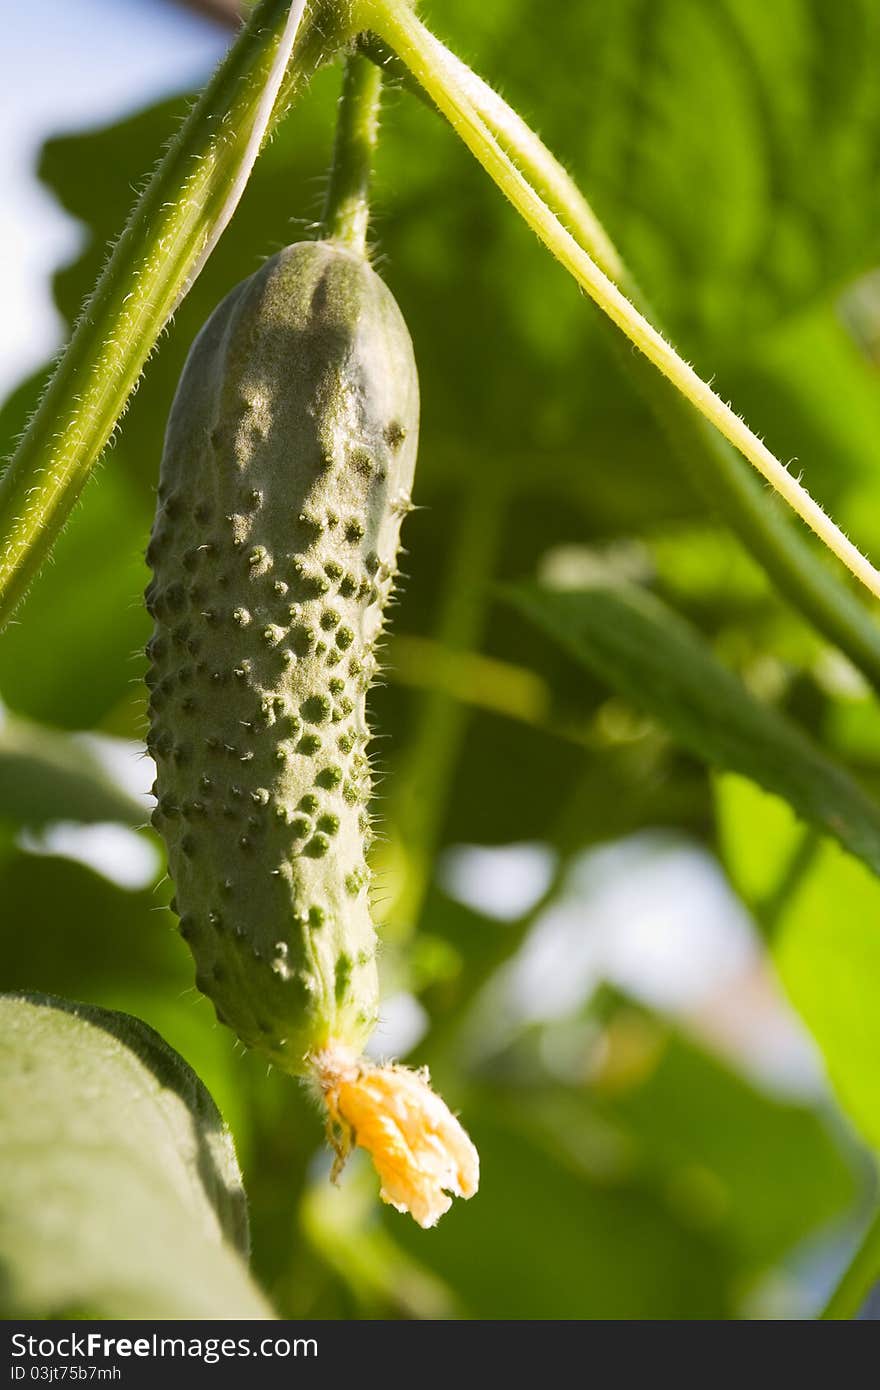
xmin=322 ymin=52 xmax=383 ymax=252
xmin=364 ymin=0 xmax=880 ymax=604
xmin=821 ymin=1204 xmax=880 ymax=1319
xmin=0 ymin=0 xmax=353 ymax=630
xmin=356 ymin=31 xmax=880 ymax=694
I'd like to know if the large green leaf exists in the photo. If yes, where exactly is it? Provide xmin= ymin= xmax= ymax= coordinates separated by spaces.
xmin=434 ymin=0 xmax=880 ymax=350
xmin=0 ymin=993 xmax=271 ymax=1318
xmin=510 ymin=581 xmax=880 ymax=878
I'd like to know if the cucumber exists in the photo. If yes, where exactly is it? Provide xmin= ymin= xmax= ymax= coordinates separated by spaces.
xmin=146 ymin=240 xmax=418 ymax=1074
xmin=147 ymin=238 xmax=477 ymax=1228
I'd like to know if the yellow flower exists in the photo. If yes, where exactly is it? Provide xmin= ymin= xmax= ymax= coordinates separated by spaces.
xmin=313 ymin=1044 xmax=479 ymax=1229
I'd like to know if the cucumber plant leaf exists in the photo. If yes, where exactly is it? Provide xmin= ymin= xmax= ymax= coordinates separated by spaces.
xmin=509 ymin=580 xmax=880 ymax=880
xmin=433 ymin=0 xmax=880 ymax=351
xmin=0 ymin=993 xmax=272 ymax=1318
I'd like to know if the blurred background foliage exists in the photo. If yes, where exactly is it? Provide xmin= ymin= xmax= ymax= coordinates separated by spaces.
xmin=3 ymin=0 xmax=880 ymax=1318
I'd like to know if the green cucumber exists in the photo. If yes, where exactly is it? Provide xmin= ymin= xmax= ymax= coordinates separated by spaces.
xmin=146 ymin=240 xmax=418 ymax=1073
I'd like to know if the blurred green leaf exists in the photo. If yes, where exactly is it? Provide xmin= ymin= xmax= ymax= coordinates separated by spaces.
xmin=0 ymin=993 xmax=271 ymax=1318
xmin=591 ymin=1013 xmax=857 ymax=1268
xmin=510 ymin=581 xmax=880 ymax=878
xmin=0 ymin=713 xmax=144 ymax=828
xmin=0 ymin=467 xmax=151 ymax=732
xmin=717 ymin=773 xmax=880 ymax=1154
xmin=0 ymin=850 xmax=177 ymax=1000
xmin=484 ymin=1036 xmax=856 ymax=1278
xmin=386 ymin=1106 xmax=733 ymax=1319
xmin=393 ymin=936 xmax=859 ymax=1314
xmin=299 ymin=1165 xmax=462 ymax=1319
xmin=730 ymin=303 xmax=880 ymax=537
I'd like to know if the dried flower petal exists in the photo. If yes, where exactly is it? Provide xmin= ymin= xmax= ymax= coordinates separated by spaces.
xmin=313 ymin=1043 xmax=479 ymax=1228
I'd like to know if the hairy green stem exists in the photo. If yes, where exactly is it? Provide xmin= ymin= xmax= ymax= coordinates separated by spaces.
xmin=626 ymin=359 xmax=880 ymax=696
xmin=821 ymin=1204 xmax=880 ymax=1319
xmin=363 ymin=0 xmax=880 ymax=610
xmin=356 ymin=31 xmax=625 ymax=284
xmin=0 ymin=0 xmax=353 ymax=631
xmin=322 ymin=53 xmax=383 ymax=252
xmin=359 ymin=13 xmax=880 ymax=697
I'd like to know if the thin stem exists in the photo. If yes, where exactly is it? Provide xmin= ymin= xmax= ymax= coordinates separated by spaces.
xmin=625 ymin=354 xmax=880 ymax=696
xmin=0 ymin=0 xmax=352 ymax=631
xmin=406 ymin=32 xmax=627 ymax=289
xmin=356 ymin=31 xmax=626 ymax=286
xmin=322 ymin=53 xmax=383 ymax=252
xmin=821 ymin=1204 xmax=880 ymax=1319
xmin=366 ymin=0 xmax=880 ymax=604
xmin=384 ymin=476 xmax=503 ymax=939
xmin=388 ymin=634 xmax=551 ymax=729
xmin=754 ymin=829 xmax=820 ymax=938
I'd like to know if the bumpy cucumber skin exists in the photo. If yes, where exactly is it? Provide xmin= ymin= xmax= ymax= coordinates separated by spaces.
xmin=146 ymin=242 xmax=419 ymax=1074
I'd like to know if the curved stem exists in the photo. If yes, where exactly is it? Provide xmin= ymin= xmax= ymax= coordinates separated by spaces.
xmin=624 ymin=354 xmax=880 ymax=696
xmin=396 ymin=31 xmax=627 ymax=290
xmin=0 ymin=0 xmax=351 ymax=631
xmin=360 ymin=12 xmax=880 ymax=698
xmin=322 ymin=52 xmax=383 ymax=252
xmin=365 ymin=0 xmax=880 ymax=604
xmin=477 ymin=88 xmax=866 ymax=668
xmin=821 ymin=1204 xmax=880 ymax=1319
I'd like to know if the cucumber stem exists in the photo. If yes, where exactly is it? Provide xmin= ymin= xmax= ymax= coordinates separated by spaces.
xmin=322 ymin=53 xmax=383 ymax=253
